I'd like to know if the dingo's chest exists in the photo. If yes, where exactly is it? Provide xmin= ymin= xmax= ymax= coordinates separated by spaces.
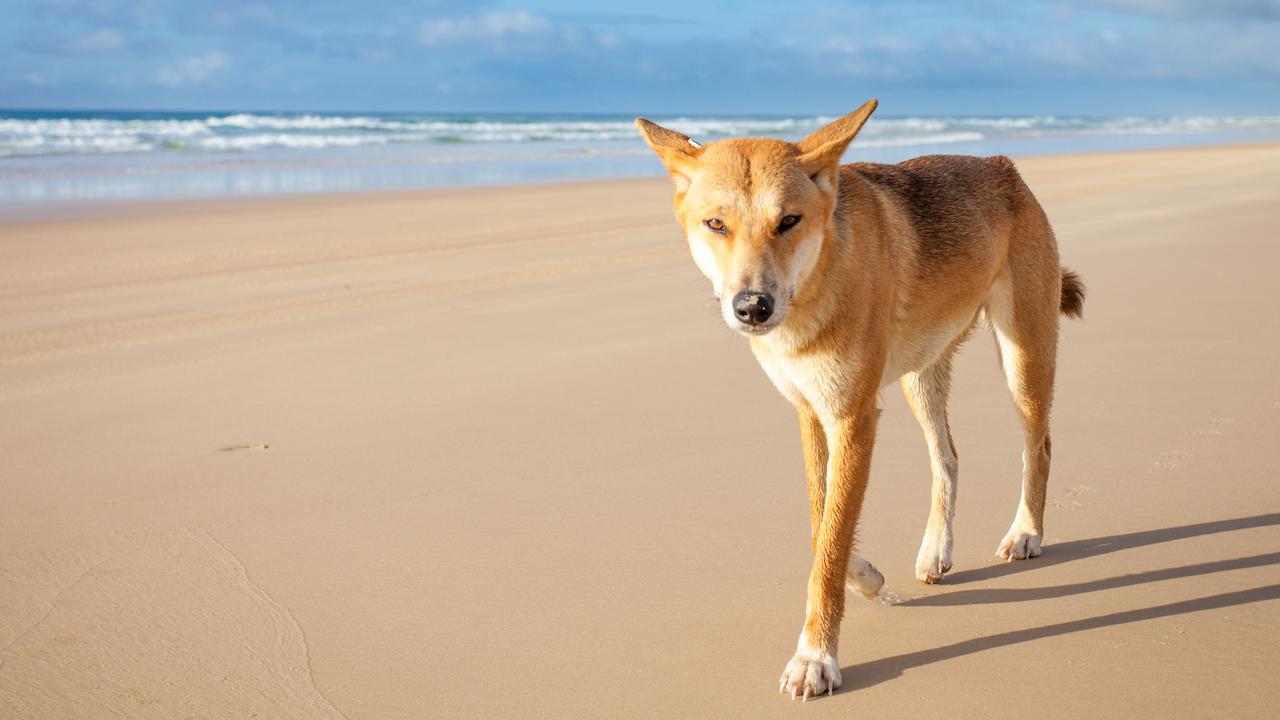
xmin=751 ymin=314 xmax=974 ymax=420
xmin=751 ymin=347 xmax=863 ymax=420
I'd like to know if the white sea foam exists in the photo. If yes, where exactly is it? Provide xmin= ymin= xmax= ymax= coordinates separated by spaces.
xmin=3 ymin=112 xmax=1280 ymax=158
xmin=858 ymin=131 xmax=987 ymax=148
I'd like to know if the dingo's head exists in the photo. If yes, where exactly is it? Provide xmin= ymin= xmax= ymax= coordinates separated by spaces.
xmin=636 ymin=100 xmax=877 ymax=336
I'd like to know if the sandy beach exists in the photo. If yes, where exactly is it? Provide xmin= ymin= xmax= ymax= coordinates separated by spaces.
xmin=2 ymin=142 xmax=1278 ymax=718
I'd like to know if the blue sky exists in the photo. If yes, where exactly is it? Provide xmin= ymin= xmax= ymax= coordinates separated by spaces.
xmin=2 ymin=0 xmax=1279 ymax=115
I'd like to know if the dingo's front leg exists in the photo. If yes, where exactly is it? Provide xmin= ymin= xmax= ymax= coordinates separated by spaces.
xmin=799 ymin=406 xmax=885 ymax=600
xmin=902 ymin=357 xmax=961 ymax=583
xmin=779 ymin=409 xmax=878 ymax=701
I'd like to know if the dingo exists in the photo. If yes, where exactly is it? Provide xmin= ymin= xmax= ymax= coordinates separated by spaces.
xmin=636 ymin=100 xmax=1084 ymax=701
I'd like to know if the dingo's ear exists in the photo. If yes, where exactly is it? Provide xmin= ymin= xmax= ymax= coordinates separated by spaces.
xmin=635 ymin=117 xmax=703 ymax=192
xmin=797 ymin=99 xmax=877 ymax=190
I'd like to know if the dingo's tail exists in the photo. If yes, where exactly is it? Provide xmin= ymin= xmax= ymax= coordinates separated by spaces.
xmin=1060 ymin=268 xmax=1085 ymax=319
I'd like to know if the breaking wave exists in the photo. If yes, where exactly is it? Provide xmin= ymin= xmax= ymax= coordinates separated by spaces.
xmin=5 ymin=111 xmax=1280 ymax=158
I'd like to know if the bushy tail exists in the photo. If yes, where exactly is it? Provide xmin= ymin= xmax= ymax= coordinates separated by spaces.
xmin=1060 ymin=267 xmax=1085 ymax=319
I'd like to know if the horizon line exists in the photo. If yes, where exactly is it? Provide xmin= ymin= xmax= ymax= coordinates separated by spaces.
xmin=3 ymin=106 xmax=1277 ymax=121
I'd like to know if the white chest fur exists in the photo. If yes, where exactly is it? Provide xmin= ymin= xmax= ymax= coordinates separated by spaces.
xmin=751 ymin=342 xmax=862 ymax=421
xmin=751 ymin=313 xmax=973 ymax=419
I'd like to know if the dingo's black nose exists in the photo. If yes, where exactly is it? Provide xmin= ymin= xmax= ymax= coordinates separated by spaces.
xmin=733 ymin=291 xmax=775 ymax=325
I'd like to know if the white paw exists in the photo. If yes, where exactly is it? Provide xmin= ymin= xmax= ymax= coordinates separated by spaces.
xmin=778 ymin=648 xmax=841 ymax=701
xmin=996 ymin=528 xmax=1042 ymax=560
xmin=846 ymin=555 xmax=885 ymax=599
xmin=915 ymin=533 xmax=953 ymax=584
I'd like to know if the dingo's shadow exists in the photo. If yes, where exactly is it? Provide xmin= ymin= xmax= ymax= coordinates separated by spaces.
xmin=945 ymin=512 xmax=1280 ymax=586
xmin=904 ymin=550 xmax=1280 ymax=607
xmin=841 ymin=583 xmax=1280 ymax=692
xmin=831 ymin=513 xmax=1280 ymax=694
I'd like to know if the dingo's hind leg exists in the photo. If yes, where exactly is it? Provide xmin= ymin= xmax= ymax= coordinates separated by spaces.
xmin=986 ymin=247 xmax=1061 ymax=560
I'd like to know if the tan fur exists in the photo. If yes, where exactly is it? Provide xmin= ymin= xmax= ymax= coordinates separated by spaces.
xmin=636 ymin=99 xmax=1083 ymax=701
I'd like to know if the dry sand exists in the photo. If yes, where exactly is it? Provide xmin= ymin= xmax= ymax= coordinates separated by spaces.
xmin=2 ymin=142 xmax=1278 ymax=718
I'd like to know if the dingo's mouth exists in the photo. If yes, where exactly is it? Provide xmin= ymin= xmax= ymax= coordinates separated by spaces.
xmin=729 ymin=319 xmax=782 ymax=336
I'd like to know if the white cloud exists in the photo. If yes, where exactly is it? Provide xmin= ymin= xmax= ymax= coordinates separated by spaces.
xmin=156 ymin=51 xmax=230 ymax=88
xmin=1087 ymin=0 xmax=1280 ymax=18
xmin=419 ymin=11 xmax=551 ymax=47
xmin=63 ymin=28 xmax=125 ymax=53
xmin=756 ymin=3 xmax=1280 ymax=85
xmin=416 ymin=10 xmax=622 ymax=55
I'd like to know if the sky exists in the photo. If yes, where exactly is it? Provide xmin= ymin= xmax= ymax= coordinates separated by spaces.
xmin=2 ymin=0 xmax=1279 ymax=116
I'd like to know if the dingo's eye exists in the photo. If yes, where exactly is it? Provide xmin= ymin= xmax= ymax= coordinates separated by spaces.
xmin=704 ymin=218 xmax=726 ymax=234
xmin=779 ymin=215 xmax=801 ymax=232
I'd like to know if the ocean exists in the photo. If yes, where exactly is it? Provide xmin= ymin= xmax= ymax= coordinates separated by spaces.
xmin=3 ymin=110 xmax=1280 ymax=210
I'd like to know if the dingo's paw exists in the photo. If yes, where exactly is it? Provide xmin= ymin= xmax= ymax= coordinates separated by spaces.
xmin=915 ymin=533 xmax=953 ymax=583
xmin=846 ymin=555 xmax=884 ymax=599
xmin=996 ymin=529 xmax=1042 ymax=560
xmin=778 ymin=649 xmax=841 ymax=701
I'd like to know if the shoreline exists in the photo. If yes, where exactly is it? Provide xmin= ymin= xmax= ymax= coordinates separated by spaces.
xmin=4 ymin=136 xmax=1280 ymax=224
